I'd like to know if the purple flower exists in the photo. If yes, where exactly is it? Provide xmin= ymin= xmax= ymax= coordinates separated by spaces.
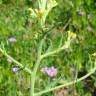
xmin=8 ymin=37 xmax=17 ymax=43
xmin=12 ymin=66 xmax=19 ymax=73
xmin=46 ymin=67 xmax=58 ymax=77
xmin=41 ymin=66 xmax=58 ymax=77
xmin=40 ymin=67 xmax=49 ymax=73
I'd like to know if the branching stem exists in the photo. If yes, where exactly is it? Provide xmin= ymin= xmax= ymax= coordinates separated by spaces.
xmin=34 ymin=60 xmax=96 ymax=96
xmin=0 ymin=48 xmax=32 ymax=74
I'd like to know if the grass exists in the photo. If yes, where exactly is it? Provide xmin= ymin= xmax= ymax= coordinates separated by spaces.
xmin=0 ymin=0 xmax=96 ymax=96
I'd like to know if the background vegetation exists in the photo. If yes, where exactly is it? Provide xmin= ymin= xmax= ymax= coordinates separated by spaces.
xmin=0 ymin=0 xmax=96 ymax=96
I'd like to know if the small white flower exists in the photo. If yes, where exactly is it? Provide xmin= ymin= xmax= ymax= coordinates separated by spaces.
xmin=12 ymin=66 xmax=19 ymax=73
xmin=8 ymin=37 xmax=17 ymax=43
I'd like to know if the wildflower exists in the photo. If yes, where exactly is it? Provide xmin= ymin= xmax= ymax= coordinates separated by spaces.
xmin=92 ymin=53 xmax=96 ymax=57
xmin=41 ymin=66 xmax=58 ymax=77
xmin=68 ymin=31 xmax=76 ymax=39
xmin=40 ymin=67 xmax=49 ymax=73
xmin=87 ymin=25 xmax=93 ymax=32
xmin=8 ymin=37 xmax=17 ymax=43
xmin=46 ymin=66 xmax=58 ymax=77
xmin=12 ymin=66 xmax=19 ymax=73
xmin=28 ymin=8 xmax=33 ymax=12
xmin=35 ymin=9 xmax=45 ymax=18
xmin=88 ymin=14 xmax=94 ymax=20
xmin=77 ymin=10 xmax=85 ymax=16
xmin=28 ymin=8 xmax=37 ymax=18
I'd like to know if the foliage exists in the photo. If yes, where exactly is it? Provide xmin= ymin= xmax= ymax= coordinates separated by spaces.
xmin=0 ymin=0 xmax=96 ymax=96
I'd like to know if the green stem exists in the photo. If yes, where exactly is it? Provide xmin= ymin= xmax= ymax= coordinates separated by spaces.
xmin=30 ymin=38 xmax=70 ymax=96
xmin=31 ymin=58 xmax=41 ymax=96
xmin=34 ymin=60 xmax=96 ymax=96
xmin=0 ymin=48 xmax=32 ymax=74
xmin=41 ymin=40 xmax=70 ymax=59
xmin=30 ymin=74 xmax=33 ymax=96
xmin=30 ymin=39 xmax=44 ymax=96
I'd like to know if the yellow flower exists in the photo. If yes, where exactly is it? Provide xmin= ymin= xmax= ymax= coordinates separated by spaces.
xmin=92 ymin=53 xmax=96 ymax=57
xmin=28 ymin=8 xmax=33 ymax=12
xmin=28 ymin=8 xmax=37 ymax=18
xmin=68 ymin=31 xmax=77 ymax=39
xmin=35 ymin=9 xmax=45 ymax=18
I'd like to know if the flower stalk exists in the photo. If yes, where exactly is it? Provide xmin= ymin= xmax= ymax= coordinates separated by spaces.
xmin=0 ymin=48 xmax=32 ymax=74
xmin=34 ymin=60 xmax=96 ymax=96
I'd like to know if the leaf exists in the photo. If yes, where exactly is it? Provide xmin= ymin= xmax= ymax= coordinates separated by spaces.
xmin=46 ymin=39 xmax=53 ymax=53
xmin=28 ymin=8 xmax=37 ymax=18
xmin=45 ymin=77 xmax=61 ymax=89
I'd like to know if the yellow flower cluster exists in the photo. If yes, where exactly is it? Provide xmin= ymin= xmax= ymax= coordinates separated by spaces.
xmin=92 ymin=53 xmax=96 ymax=57
xmin=34 ymin=9 xmax=45 ymax=18
xmin=68 ymin=31 xmax=77 ymax=39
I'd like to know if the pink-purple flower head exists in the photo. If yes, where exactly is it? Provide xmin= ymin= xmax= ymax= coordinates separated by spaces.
xmin=40 ymin=66 xmax=58 ymax=77
xmin=8 ymin=37 xmax=17 ymax=43
xmin=40 ymin=67 xmax=49 ymax=73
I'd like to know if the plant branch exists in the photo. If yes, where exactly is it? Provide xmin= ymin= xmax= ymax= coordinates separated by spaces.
xmin=31 ymin=39 xmax=44 ymax=96
xmin=41 ymin=40 xmax=70 ymax=59
xmin=34 ymin=60 xmax=96 ymax=96
xmin=0 ymin=48 xmax=32 ymax=74
xmin=31 ymin=58 xmax=41 ymax=96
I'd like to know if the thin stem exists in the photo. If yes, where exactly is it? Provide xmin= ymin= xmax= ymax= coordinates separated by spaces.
xmin=41 ymin=40 xmax=70 ymax=59
xmin=30 ymin=74 xmax=33 ymax=96
xmin=31 ymin=58 xmax=41 ymax=96
xmin=0 ymin=48 xmax=32 ymax=74
xmin=31 ymin=39 xmax=44 ymax=96
xmin=60 ymin=18 xmax=71 ymax=32
xmin=34 ymin=60 xmax=96 ymax=96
